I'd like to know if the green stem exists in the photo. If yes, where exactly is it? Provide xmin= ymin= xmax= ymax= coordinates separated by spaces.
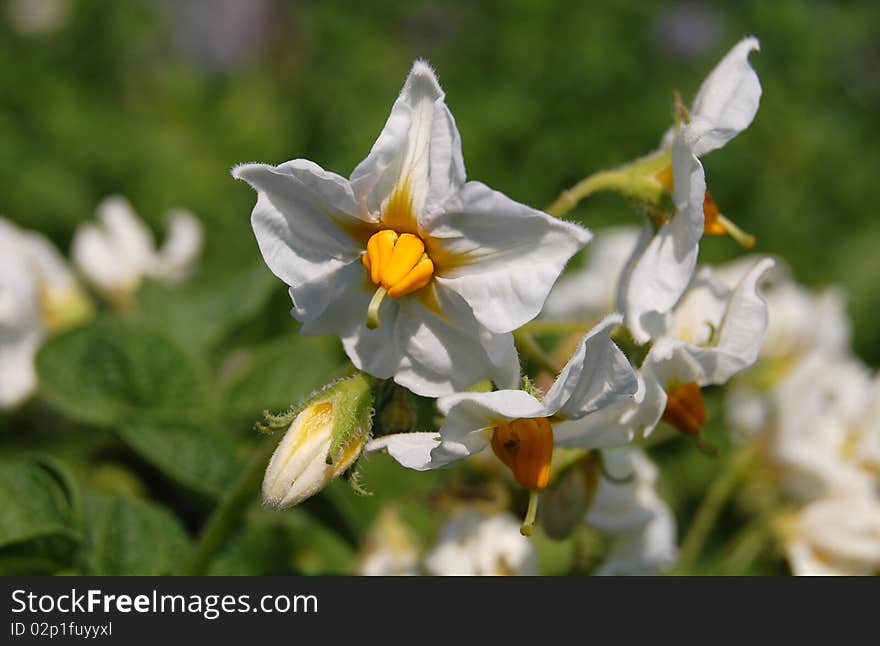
xmin=545 ymin=170 xmax=629 ymax=217
xmin=186 ymin=437 xmax=278 ymax=576
xmin=672 ymin=445 xmax=756 ymax=575
xmin=513 ymin=330 xmax=561 ymax=374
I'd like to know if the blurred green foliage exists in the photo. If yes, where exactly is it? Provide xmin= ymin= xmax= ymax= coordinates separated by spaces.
xmin=0 ymin=0 xmax=877 ymax=575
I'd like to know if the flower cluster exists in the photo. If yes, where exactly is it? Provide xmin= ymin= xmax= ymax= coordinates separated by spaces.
xmin=235 ymin=38 xmax=834 ymax=575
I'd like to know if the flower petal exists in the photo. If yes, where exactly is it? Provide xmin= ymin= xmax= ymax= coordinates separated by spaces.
xmin=0 ymin=257 xmax=42 ymax=409
xmin=365 ymin=432 xmax=442 ymax=471
xmin=552 ymin=372 xmax=666 ymax=447
xmin=432 ymin=389 xmax=547 ymax=465
xmin=234 ymin=160 xmax=370 ymax=324
xmin=430 ymin=181 xmax=591 ymax=333
xmin=542 ymin=314 xmax=639 ymax=420
xmin=150 ymin=208 xmax=204 ymax=282
xmin=349 ymin=60 xmax=465 ymax=217
xmin=621 ymin=141 xmax=705 ymax=343
xmin=687 ymin=37 xmax=762 ymax=158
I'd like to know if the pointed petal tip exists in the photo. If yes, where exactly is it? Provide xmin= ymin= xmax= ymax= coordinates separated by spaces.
xmin=231 ymin=162 xmax=267 ymax=184
xmin=405 ymin=59 xmax=444 ymax=100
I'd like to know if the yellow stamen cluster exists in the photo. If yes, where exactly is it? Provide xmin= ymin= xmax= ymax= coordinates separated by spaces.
xmin=363 ymin=230 xmax=434 ymax=298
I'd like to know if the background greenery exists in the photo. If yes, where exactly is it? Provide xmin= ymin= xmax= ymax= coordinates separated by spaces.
xmin=1 ymin=0 xmax=877 ymax=575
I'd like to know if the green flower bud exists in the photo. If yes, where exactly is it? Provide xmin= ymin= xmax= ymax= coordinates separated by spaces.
xmin=262 ymin=373 xmax=373 ymax=509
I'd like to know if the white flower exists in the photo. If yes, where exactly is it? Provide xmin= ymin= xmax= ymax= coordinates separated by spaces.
xmin=368 ymin=315 xmax=640 ymax=533
xmin=543 ymin=226 xmax=641 ymax=323
xmin=423 ymin=509 xmax=538 ymax=576
xmin=621 ymin=37 xmax=762 ymax=343
xmin=234 ymin=60 xmax=590 ymax=397
xmin=71 ymin=196 xmax=203 ymax=305
xmin=772 ymin=353 xmax=877 ymax=501
xmin=586 ymin=448 xmax=678 ymax=575
xmin=357 ymin=508 xmax=421 ymax=576
xmin=0 ymin=218 xmax=91 ymax=409
xmin=783 ymin=495 xmax=880 ymax=576
xmin=637 ymin=257 xmax=773 ymax=438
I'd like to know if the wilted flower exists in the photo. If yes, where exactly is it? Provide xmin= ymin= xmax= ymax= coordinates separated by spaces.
xmin=621 ymin=37 xmax=762 ymax=342
xmin=586 ymin=448 xmax=678 ymax=575
xmin=235 ymin=60 xmax=590 ymax=397
xmin=423 ymin=509 xmax=538 ymax=575
xmin=71 ymin=195 xmax=203 ymax=305
xmin=0 ymin=217 xmax=91 ymax=409
xmin=369 ymin=315 xmax=640 ymax=533
xmin=262 ymin=373 xmax=373 ymax=509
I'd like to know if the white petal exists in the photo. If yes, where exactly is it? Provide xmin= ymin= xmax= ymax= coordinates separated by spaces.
xmin=393 ymin=288 xmax=520 ymax=397
xmin=553 ymin=372 xmax=666 ymax=447
xmin=71 ymin=222 xmax=141 ymax=297
xmin=542 ymin=314 xmax=639 ymax=420
xmin=233 ymin=161 xmax=370 ymax=324
xmin=430 ymin=181 xmax=591 ymax=333
xmin=622 ymin=142 xmax=705 ymax=343
xmin=687 ymin=37 xmax=762 ymax=158
xmin=365 ymin=432 xmax=441 ymax=471
xmin=433 ymin=389 xmax=547 ymax=465
xmin=313 ymin=269 xmax=519 ymax=398
xmin=349 ymin=60 xmax=465 ymax=217
xmin=96 ymin=195 xmax=157 ymax=272
xmin=150 ymin=208 xmax=204 ymax=282
xmin=0 ymin=258 xmax=42 ymax=409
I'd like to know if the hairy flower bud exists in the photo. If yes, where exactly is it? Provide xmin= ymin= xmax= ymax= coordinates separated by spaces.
xmin=262 ymin=373 xmax=373 ymax=509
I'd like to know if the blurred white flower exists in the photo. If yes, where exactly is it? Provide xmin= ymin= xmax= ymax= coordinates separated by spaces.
xmin=622 ymin=37 xmax=762 ymax=343
xmin=71 ymin=196 xmax=203 ymax=305
xmin=782 ymin=495 xmax=880 ymax=576
xmin=586 ymin=448 xmax=678 ymax=575
xmin=423 ymin=509 xmax=538 ymax=576
xmin=544 ymin=226 xmax=641 ymax=323
xmin=235 ymin=60 xmax=590 ymax=397
xmin=772 ymin=353 xmax=878 ymax=501
xmin=5 ymin=0 xmax=71 ymax=36
xmin=0 ymin=217 xmax=91 ymax=409
xmin=357 ymin=508 xmax=421 ymax=576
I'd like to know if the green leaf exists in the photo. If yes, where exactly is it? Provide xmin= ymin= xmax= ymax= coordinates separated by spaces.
xmin=79 ymin=493 xmax=191 ymax=575
xmin=222 ymin=333 xmax=344 ymax=418
xmin=36 ymin=316 xmax=212 ymax=427
xmin=119 ymin=416 xmax=243 ymax=498
xmin=0 ymin=458 xmax=80 ymax=549
xmin=208 ymin=509 xmax=355 ymax=575
xmin=135 ymin=261 xmax=281 ymax=353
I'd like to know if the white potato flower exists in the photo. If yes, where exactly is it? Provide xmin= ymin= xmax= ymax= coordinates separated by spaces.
xmin=423 ymin=509 xmax=538 ymax=576
xmin=234 ymin=60 xmax=590 ymax=397
xmin=586 ymin=448 xmax=678 ymax=575
xmin=0 ymin=217 xmax=91 ymax=409
xmin=71 ymin=195 xmax=203 ymax=305
xmin=782 ymin=495 xmax=880 ymax=576
xmin=621 ymin=37 xmax=762 ymax=343
xmin=368 ymin=315 xmax=640 ymax=533
xmin=357 ymin=508 xmax=421 ymax=576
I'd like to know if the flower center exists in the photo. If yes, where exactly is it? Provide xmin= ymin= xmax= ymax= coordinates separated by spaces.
xmin=491 ymin=417 xmax=554 ymax=491
xmin=362 ymin=230 xmax=435 ymax=329
xmin=661 ymin=381 xmax=707 ymax=436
